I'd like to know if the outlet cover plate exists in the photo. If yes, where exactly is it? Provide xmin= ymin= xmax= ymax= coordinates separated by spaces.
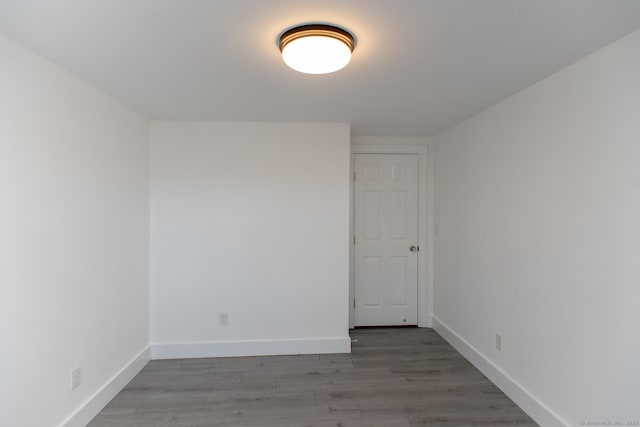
xmin=71 ymin=366 xmax=82 ymax=390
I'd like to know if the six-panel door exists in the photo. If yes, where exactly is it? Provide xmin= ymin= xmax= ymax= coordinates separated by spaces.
xmin=354 ymin=154 xmax=418 ymax=326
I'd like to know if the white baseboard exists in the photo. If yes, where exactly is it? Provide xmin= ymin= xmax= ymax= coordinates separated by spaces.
xmin=59 ymin=345 xmax=151 ymax=427
xmin=432 ymin=316 xmax=569 ymax=427
xmin=151 ymin=336 xmax=351 ymax=359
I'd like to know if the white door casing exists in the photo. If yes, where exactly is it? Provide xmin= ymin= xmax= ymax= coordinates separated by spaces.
xmin=354 ymin=154 xmax=418 ymax=326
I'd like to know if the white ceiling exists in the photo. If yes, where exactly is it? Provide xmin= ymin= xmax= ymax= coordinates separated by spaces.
xmin=2 ymin=0 xmax=640 ymax=136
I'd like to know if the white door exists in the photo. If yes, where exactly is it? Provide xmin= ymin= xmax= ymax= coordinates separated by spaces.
xmin=354 ymin=154 xmax=418 ymax=326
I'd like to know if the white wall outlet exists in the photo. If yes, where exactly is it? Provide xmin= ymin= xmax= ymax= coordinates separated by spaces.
xmin=71 ymin=366 xmax=82 ymax=390
xmin=219 ymin=312 xmax=229 ymax=326
xmin=495 ymin=333 xmax=503 ymax=352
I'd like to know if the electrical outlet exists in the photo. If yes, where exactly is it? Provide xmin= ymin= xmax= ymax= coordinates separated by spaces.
xmin=71 ymin=366 xmax=82 ymax=390
xmin=495 ymin=333 xmax=503 ymax=352
xmin=219 ymin=312 xmax=229 ymax=326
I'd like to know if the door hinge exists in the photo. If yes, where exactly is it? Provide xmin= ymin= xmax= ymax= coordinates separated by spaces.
xmin=353 ymin=172 xmax=356 ymax=182
xmin=353 ymin=235 xmax=356 ymax=245
xmin=353 ymin=298 xmax=356 ymax=308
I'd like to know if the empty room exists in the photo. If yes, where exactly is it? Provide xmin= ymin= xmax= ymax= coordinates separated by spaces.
xmin=2 ymin=1 xmax=639 ymax=426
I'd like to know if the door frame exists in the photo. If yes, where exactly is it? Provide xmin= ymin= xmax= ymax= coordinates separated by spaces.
xmin=350 ymin=138 xmax=434 ymax=328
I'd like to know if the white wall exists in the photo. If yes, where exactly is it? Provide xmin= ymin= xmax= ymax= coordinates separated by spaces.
xmin=0 ymin=35 xmax=150 ymax=427
xmin=434 ymin=29 xmax=640 ymax=426
xmin=150 ymin=122 xmax=350 ymax=358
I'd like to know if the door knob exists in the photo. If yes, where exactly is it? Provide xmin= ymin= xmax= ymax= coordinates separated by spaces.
xmin=410 ymin=245 xmax=419 ymax=252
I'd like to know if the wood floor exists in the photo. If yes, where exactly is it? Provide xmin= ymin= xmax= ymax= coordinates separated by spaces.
xmin=89 ymin=328 xmax=537 ymax=426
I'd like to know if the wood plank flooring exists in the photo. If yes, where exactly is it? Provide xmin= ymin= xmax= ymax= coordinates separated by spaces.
xmin=89 ymin=328 xmax=537 ymax=426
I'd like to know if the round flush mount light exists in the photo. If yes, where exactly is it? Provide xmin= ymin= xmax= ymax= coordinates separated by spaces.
xmin=279 ymin=24 xmax=355 ymax=74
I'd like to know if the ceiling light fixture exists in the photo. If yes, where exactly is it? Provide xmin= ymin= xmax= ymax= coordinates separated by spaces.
xmin=279 ymin=24 xmax=355 ymax=74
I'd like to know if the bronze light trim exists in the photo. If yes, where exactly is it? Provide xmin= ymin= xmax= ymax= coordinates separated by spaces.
xmin=279 ymin=24 xmax=355 ymax=53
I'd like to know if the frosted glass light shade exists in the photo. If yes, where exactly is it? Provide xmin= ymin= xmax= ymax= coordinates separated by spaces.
xmin=279 ymin=25 xmax=354 ymax=75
